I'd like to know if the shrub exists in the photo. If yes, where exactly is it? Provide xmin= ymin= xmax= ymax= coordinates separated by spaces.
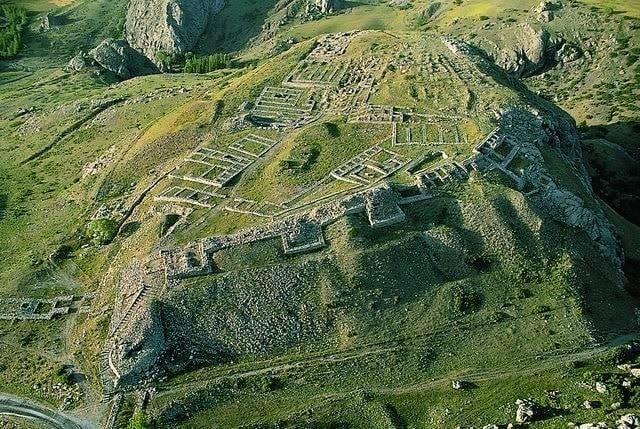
xmin=50 ymin=244 xmax=73 ymax=263
xmin=449 ymin=285 xmax=482 ymax=314
xmin=323 ymin=122 xmax=340 ymax=138
xmin=86 ymin=218 xmax=118 ymax=245
xmin=54 ymin=365 xmax=73 ymax=385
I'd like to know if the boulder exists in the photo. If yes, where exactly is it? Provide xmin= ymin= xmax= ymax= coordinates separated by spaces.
xmin=88 ymin=39 xmax=159 ymax=79
xmin=618 ymin=414 xmax=640 ymax=428
xmin=452 ymin=379 xmax=467 ymax=390
xmin=494 ymin=23 xmax=562 ymax=77
xmin=555 ymin=42 xmax=583 ymax=64
xmin=533 ymin=1 xmax=559 ymax=22
xmin=583 ymin=400 xmax=600 ymax=409
xmin=66 ymin=51 xmax=89 ymax=72
xmin=515 ymin=398 xmax=538 ymax=424
xmin=38 ymin=13 xmax=62 ymax=31
xmin=595 ymin=381 xmax=607 ymax=393
xmin=124 ymin=0 xmax=225 ymax=63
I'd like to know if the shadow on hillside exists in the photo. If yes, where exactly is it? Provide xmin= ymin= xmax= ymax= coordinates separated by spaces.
xmin=197 ymin=0 xmax=281 ymax=54
xmin=0 ymin=193 xmax=6 ymax=220
xmin=579 ymin=121 xmax=640 ymax=228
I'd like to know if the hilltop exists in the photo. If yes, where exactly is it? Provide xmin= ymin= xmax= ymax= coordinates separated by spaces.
xmin=0 ymin=1 xmax=639 ymax=428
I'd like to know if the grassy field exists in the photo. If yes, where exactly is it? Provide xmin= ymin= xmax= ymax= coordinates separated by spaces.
xmin=2 ymin=0 xmax=76 ymax=12
xmin=581 ymin=0 xmax=640 ymax=18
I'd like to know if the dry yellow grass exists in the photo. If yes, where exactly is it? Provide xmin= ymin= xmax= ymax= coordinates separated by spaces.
xmin=7 ymin=0 xmax=76 ymax=12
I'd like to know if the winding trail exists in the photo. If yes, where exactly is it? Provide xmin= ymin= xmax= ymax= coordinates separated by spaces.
xmin=0 ymin=394 xmax=96 ymax=429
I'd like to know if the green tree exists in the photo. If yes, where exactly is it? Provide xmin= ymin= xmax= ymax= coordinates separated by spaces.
xmin=86 ymin=218 xmax=118 ymax=245
xmin=0 ymin=5 xmax=27 ymax=58
xmin=183 ymin=53 xmax=230 ymax=73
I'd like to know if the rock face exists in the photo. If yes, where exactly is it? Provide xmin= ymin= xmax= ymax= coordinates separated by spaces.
xmin=495 ymin=24 xmax=558 ymax=77
xmin=124 ymin=0 xmax=225 ymax=62
xmin=542 ymin=183 xmax=621 ymax=266
xmin=314 ymin=0 xmax=342 ymax=14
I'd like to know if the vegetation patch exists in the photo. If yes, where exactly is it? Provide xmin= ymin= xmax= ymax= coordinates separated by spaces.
xmin=0 ymin=4 xmax=27 ymax=58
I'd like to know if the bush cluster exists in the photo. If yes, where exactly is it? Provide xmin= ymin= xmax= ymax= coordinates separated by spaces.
xmin=0 ymin=5 xmax=27 ymax=59
xmin=183 ymin=53 xmax=230 ymax=73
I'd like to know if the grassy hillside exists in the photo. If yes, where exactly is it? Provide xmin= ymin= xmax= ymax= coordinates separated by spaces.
xmin=0 ymin=1 xmax=639 ymax=428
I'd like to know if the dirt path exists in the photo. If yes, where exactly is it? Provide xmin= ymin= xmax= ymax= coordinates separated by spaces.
xmin=0 ymin=394 xmax=96 ymax=429
xmin=157 ymin=330 xmax=638 ymax=402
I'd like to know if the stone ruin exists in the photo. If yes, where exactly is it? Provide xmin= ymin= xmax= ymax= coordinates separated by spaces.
xmin=330 ymin=145 xmax=410 ymax=186
xmin=0 ymin=294 xmax=93 ymax=321
xmin=308 ymin=31 xmax=357 ymax=60
xmin=365 ymin=184 xmax=407 ymax=228
xmin=156 ymin=133 xmax=279 ymax=209
xmin=250 ymin=87 xmax=316 ymax=128
xmin=473 ymin=130 xmax=525 ymax=189
xmin=284 ymin=59 xmax=350 ymax=88
xmin=282 ymin=218 xmax=326 ymax=255
xmin=100 ymin=127 xmax=528 ymax=403
xmin=160 ymin=242 xmax=213 ymax=280
xmin=413 ymin=129 xmax=525 ymax=193
xmin=154 ymin=129 xmax=521 ymax=273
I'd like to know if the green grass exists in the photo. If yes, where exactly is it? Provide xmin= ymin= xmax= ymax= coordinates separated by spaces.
xmin=3 ymin=0 xmax=75 ymax=13
xmin=582 ymin=0 xmax=640 ymax=18
xmin=283 ymin=3 xmax=411 ymax=42
xmin=236 ymin=121 xmax=391 ymax=204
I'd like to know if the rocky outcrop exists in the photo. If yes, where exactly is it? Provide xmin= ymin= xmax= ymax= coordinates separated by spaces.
xmin=111 ymin=300 xmax=166 ymax=387
xmin=124 ymin=0 xmax=225 ymax=63
xmin=38 ymin=13 xmax=62 ymax=32
xmin=494 ymin=24 xmax=557 ymax=77
xmin=515 ymin=398 xmax=539 ymax=424
xmin=493 ymin=23 xmax=581 ymax=77
xmin=618 ymin=414 xmax=640 ymax=428
xmin=67 ymin=39 xmax=158 ymax=79
xmin=89 ymin=39 xmax=159 ymax=79
xmin=541 ymin=182 xmax=621 ymax=267
xmin=533 ymin=1 xmax=560 ymax=22
xmin=314 ymin=0 xmax=342 ymax=13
